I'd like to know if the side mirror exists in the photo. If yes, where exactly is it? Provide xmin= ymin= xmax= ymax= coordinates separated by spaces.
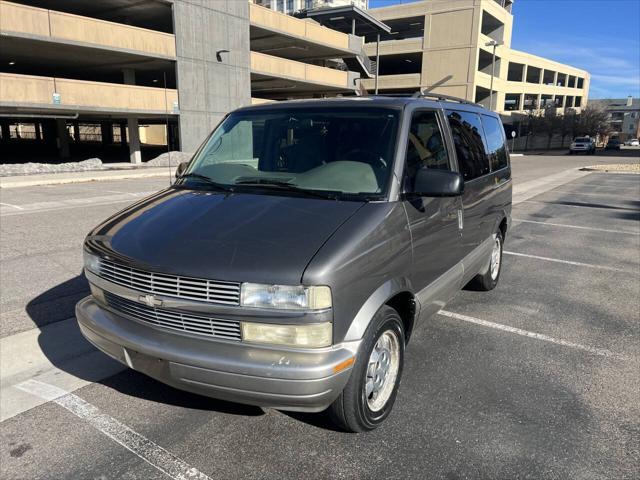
xmin=175 ymin=161 xmax=188 ymax=178
xmin=412 ymin=169 xmax=464 ymax=197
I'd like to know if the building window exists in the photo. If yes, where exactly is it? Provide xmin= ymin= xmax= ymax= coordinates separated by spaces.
xmin=305 ymin=0 xmax=313 ymax=8
xmin=575 ymin=96 xmax=582 ymax=107
xmin=577 ymin=78 xmax=584 ymax=89
xmin=504 ymin=93 xmax=521 ymax=111
xmin=287 ymin=0 xmax=293 ymax=12
xmin=507 ymin=62 xmax=524 ymax=82
xmin=277 ymin=0 xmax=284 ymax=12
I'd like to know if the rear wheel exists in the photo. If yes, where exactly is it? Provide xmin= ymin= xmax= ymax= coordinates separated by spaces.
xmin=469 ymin=229 xmax=503 ymax=291
xmin=328 ymin=305 xmax=405 ymax=432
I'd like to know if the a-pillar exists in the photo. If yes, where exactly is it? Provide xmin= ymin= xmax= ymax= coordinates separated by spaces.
xmin=35 ymin=122 xmax=42 ymax=141
xmin=127 ymin=117 xmax=141 ymax=164
xmin=56 ymin=119 xmax=70 ymax=158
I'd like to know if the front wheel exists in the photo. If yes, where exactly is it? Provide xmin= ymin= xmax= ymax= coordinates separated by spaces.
xmin=328 ymin=306 xmax=405 ymax=432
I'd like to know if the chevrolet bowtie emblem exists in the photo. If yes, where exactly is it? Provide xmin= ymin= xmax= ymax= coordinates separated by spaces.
xmin=139 ymin=294 xmax=162 ymax=307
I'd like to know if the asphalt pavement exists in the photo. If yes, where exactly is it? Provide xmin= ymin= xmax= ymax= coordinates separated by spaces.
xmin=1 ymin=153 xmax=639 ymax=479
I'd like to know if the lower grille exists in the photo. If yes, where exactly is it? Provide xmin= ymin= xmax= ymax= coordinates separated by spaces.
xmin=104 ymin=291 xmax=241 ymax=341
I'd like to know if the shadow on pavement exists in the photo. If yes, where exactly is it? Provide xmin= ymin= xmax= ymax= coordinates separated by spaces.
xmin=25 ymin=273 xmax=89 ymax=329
xmin=26 ymin=273 xmax=266 ymax=419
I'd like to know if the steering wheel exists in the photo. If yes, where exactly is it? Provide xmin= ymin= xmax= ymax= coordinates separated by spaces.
xmin=342 ymin=148 xmax=387 ymax=170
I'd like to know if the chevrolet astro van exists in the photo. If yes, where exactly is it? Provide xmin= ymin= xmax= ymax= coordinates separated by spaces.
xmin=77 ymin=95 xmax=512 ymax=432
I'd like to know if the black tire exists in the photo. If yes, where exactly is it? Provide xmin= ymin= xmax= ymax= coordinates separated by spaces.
xmin=468 ymin=229 xmax=504 ymax=291
xmin=329 ymin=305 xmax=405 ymax=433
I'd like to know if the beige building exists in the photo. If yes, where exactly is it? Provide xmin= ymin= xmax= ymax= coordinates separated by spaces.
xmin=0 ymin=0 xmax=366 ymax=162
xmin=361 ymin=0 xmax=590 ymax=114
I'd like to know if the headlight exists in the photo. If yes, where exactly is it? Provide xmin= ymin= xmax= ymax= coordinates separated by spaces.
xmin=83 ymin=250 xmax=101 ymax=275
xmin=241 ymin=322 xmax=332 ymax=348
xmin=240 ymin=283 xmax=331 ymax=310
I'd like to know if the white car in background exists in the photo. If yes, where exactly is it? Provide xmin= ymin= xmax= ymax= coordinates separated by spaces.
xmin=625 ymin=138 xmax=639 ymax=146
xmin=569 ymin=137 xmax=596 ymax=154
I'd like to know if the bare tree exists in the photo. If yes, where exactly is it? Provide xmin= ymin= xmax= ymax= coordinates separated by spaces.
xmin=560 ymin=109 xmax=579 ymax=147
xmin=578 ymin=105 xmax=611 ymax=142
xmin=541 ymin=109 xmax=564 ymax=149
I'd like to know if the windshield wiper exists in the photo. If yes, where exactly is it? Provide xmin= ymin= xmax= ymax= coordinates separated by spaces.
xmin=177 ymin=173 xmax=234 ymax=192
xmin=234 ymin=179 xmax=340 ymax=200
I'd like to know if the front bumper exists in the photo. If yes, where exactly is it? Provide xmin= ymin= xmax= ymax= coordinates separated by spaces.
xmin=76 ymin=296 xmax=359 ymax=412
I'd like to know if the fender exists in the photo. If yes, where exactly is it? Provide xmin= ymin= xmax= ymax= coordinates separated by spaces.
xmin=343 ymin=276 xmax=418 ymax=342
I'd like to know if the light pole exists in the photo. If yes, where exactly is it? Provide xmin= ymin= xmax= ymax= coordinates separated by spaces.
xmin=375 ymin=33 xmax=380 ymax=95
xmin=485 ymin=40 xmax=503 ymax=110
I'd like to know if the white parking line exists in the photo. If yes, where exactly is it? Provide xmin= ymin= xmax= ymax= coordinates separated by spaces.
xmin=438 ymin=310 xmax=625 ymax=359
xmin=512 ymin=218 xmax=640 ymax=235
xmin=503 ymin=250 xmax=630 ymax=272
xmin=15 ymin=380 xmax=211 ymax=480
xmin=546 ymin=189 xmax=637 ymax=198
xmin=520 ymin=200 xmax=640 ymax=211
xmin=0 ymin=202 xmax=24 ymax=210
xmin=0 ymin=191 xmax=154 ymax=217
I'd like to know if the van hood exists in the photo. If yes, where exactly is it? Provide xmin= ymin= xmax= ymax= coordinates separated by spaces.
xmin=87 ymin=188 xmax=364 ymax=285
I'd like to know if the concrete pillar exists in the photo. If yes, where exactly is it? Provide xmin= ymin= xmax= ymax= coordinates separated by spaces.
xmin=56 ymin=119 xmax=70 ymax=158
xmin=167 ymin=122 xmax=180 ymax=151
xmin=73 ymin=121 xmax=80 ymax=142
xmin=120 ymin=123 xmax=127 ymax=146
xmin=100 ymin=121 xmax=113 ymax=145
xmin=123 ymin=68 xmax=135 ymax=85
xmin=1 ymin=120 xmax=10 ymax=142
xmin=127 ymin=116 xmax=141 ymax=164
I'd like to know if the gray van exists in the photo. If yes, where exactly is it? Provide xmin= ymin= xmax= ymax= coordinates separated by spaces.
xmin=77 ymin=95 xmax=511 ymax=432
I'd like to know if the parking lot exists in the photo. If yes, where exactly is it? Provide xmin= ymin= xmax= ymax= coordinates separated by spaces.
xmin=1 ymin=154 xmax=639 ymax=479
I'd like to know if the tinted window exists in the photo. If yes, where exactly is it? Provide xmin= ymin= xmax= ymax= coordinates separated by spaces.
xmin=481 ymin=114 xmax=508 ymax=171
xmin=446 ymin=110 xmax=489 ymax=180
xmin=404 ymin=110 xmax=450 ymax=191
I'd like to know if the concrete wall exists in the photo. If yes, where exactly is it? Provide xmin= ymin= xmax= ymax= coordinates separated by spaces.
xmin=0 ymin=1 xmax=176 ymax=58
xmin=171 ymin=1 xmax=251 ymax=152
xmin=0 ymin=73 xmax=178 ymax=113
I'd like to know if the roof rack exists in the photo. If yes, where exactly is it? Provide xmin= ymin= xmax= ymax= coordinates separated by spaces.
xmin=411 ymin=90 xmax=484 ymax=108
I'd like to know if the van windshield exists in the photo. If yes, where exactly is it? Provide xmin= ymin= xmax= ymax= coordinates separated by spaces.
xmin=180 ymin=107 xmax=400 ymax=200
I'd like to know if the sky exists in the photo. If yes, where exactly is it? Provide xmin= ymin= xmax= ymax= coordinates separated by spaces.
xmin=368 ymin=0 xmax=640 ymax=99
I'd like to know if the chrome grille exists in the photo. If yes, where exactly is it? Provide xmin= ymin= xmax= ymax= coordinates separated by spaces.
xmin=97 ymin=258 xmax=240 ymax=305
xmin=104 ymin=291 xmax=241 ymax=341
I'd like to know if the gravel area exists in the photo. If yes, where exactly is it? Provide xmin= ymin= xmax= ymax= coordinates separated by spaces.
xmin=0 ymin=151 xmax=193 ymax=177
xmin=582 ymin=163 xmax=640 ymax=173
xmin=0 ymin=158 xmax=103 ymax=177
xmin=145 ymin=151 xmax=192 ymax=167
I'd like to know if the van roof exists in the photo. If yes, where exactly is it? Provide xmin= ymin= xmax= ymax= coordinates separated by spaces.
xmin=237 ymin=95 xmax=494 ymax=115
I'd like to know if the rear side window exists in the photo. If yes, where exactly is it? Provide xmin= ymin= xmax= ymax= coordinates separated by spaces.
xmin=446 ymin=110 xmax=489 ymax=180
xmin=404 ymin=110 xmax=450 ymax=190
xmin=481 ymin=114 xmax=508 ymax=171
